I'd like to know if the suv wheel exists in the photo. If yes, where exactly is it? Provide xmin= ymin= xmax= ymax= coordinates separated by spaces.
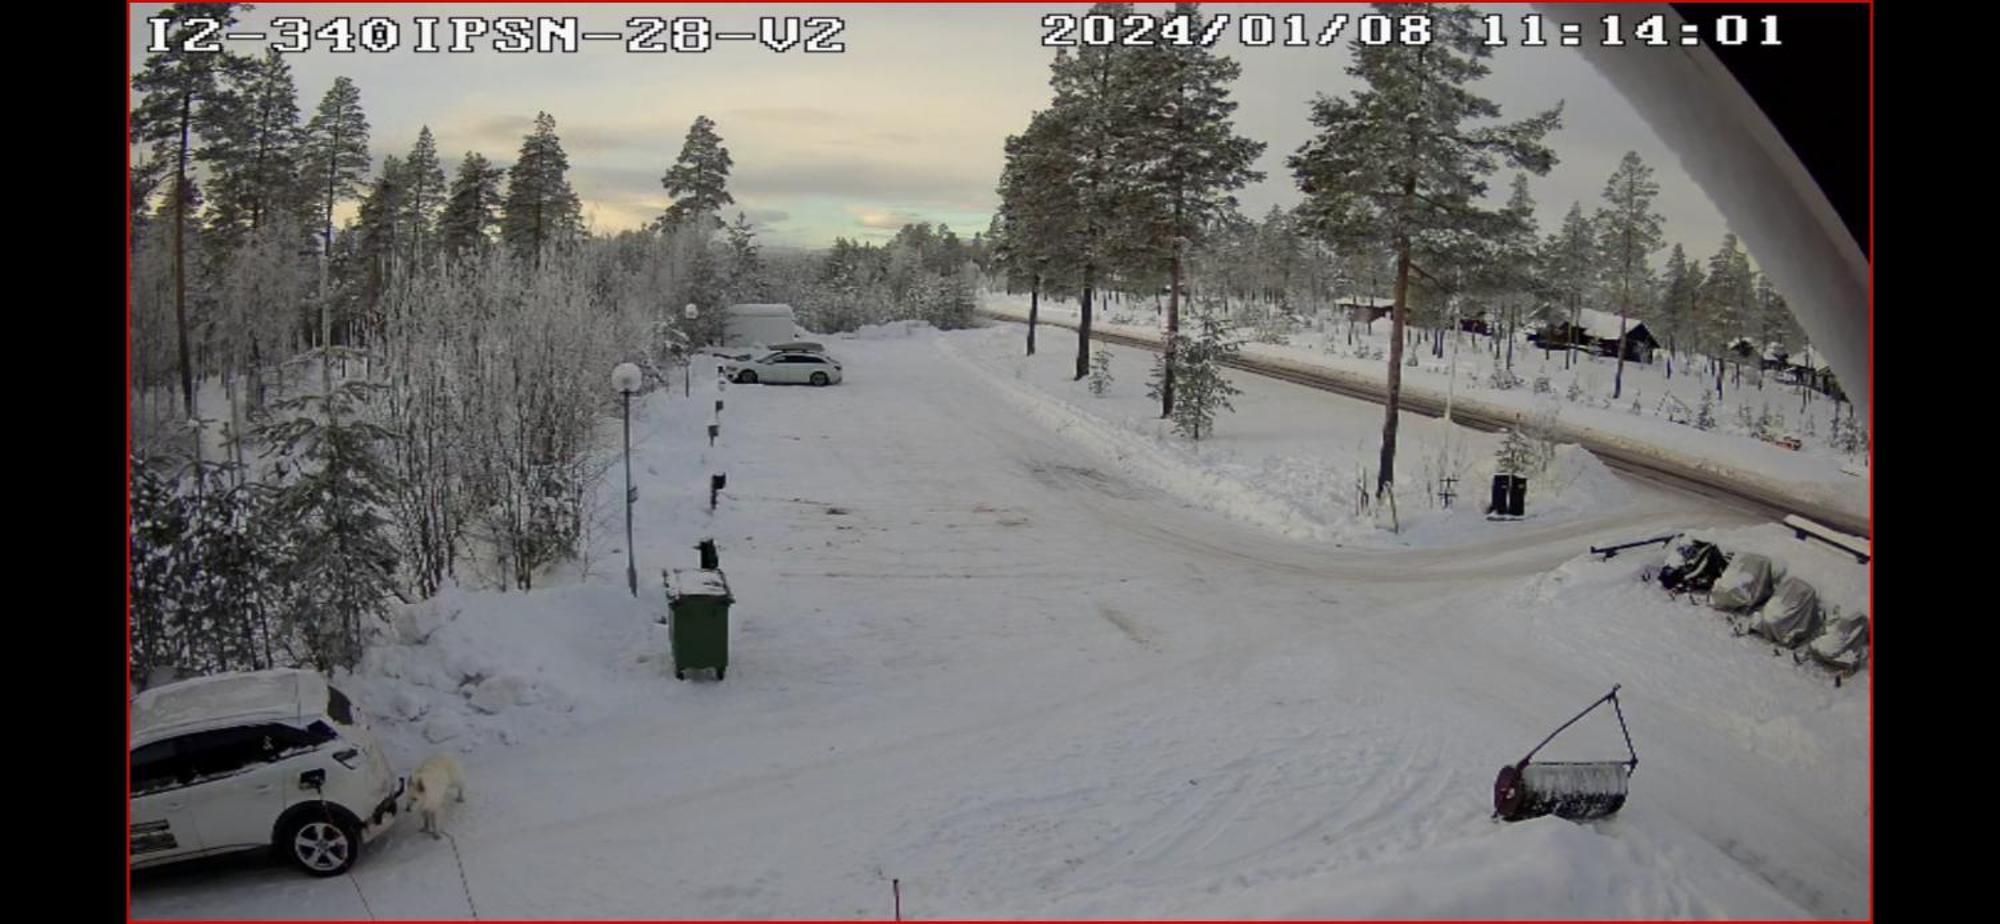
xmin=280 ymin=806 xmax=362 ymax=877
xmin=810 ymin=371 xmax=830 ymax=387
xmin=737 ymin=370 xmax=758 ymax=384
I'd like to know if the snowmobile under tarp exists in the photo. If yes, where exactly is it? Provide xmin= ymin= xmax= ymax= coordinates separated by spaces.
xmin=1493 ymin=685 xmax=1638 ymax=823
xmin=1754 ymin=574 xmax=1823 ymax=648
xmin=1710 ymin=552 xmax=1780 ymax=612
xmin=1808 ymin=607 xmax=1870 ymax=672
xmin=1657 ymin=537 xmax=1729 ymax=594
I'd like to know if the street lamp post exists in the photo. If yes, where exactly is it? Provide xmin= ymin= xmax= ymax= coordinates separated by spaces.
xmin=683 ymin=303 xmax=699 ymax=396
xmin=612 ymin=362 xmax=643 ymax=597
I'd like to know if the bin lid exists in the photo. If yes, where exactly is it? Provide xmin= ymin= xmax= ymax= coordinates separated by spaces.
xmin=667 ymin=568 xmax=731 ymax=600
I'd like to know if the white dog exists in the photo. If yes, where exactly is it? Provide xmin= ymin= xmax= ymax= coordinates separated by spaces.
xmin=404 ymin=753 xmax=466 ymax=839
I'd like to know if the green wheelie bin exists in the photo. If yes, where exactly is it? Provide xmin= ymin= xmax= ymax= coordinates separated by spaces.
xmin=666 ymin=568 xmax=732 ymax=680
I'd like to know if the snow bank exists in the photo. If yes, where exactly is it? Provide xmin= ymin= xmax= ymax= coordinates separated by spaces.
xmin=340 ymin=581 xmax=660 ymax=765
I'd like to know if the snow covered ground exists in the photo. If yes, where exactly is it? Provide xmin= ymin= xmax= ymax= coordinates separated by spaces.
xmin=130 ymin=325 xmax=1868 ymax=919
xmin=987 ymin=292 xmax=1870 ymax=534
xmin=947 ymin=324 xmax=1638 ymax=550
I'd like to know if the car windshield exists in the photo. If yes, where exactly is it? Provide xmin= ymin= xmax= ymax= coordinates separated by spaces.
xmin=325 ymin=685 xmax=355 ymax=726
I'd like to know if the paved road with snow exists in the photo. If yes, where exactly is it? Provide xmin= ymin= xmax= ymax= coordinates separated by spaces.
xmin=131 ymin=330 xmax=1866 ymax=920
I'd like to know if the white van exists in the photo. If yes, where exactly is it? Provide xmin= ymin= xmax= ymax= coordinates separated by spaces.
xmin=131 ymin=669 xmax=404 ymax=876
xmin=722 ymin=303 xmax=800 ymax=349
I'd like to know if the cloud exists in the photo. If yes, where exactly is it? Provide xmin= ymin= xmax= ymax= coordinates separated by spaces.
xmin=425 ymin=114 xmax=678 ymax=163
xmin=718 ymin=106 xmax=845 ymax=125
xmin=847 ymin=207 xmax=930 ymax=230
xmin=736 ymin=159 xmax=995 ymax=211
xmin=580 ymin=199 xmax=658 ymax=235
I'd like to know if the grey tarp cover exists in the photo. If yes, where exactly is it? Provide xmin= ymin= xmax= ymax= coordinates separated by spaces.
xmin=1809 ymin=608 xmax=1870 ymax=670
xmin=1753 ymin=574 xmax=1823 ymax=647
xmin=1710 ymin=552 xmax=1779 ymax=612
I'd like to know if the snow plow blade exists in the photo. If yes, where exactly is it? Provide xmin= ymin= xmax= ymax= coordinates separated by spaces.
xmin=1493 ymin=685 xmax=1638 ymax=823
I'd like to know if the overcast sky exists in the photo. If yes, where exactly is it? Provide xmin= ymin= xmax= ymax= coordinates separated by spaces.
xmin=130 ymin=3 xmax=1741 ymax=256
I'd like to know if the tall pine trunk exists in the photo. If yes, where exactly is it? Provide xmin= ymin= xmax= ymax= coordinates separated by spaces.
xmin=1162 ymin=245 xmax=1181 ymax=418
xmin=1565 ymin=298 xmax=1580 ymax=370
xmin=1076 ymin=265 xmax=1094 ymax=381
xmin=1613 ymin=311 xmax=1630 ymax=399
xmin=1026 ymin=272 xmax=1039 ymax=356
xmin=173 ymin=92 xmax=196 ymax=419
xmin=1378 ymin=233 xmax=1413 ymax=499
xmin=320 ymin=141 xmax=339 ymax=396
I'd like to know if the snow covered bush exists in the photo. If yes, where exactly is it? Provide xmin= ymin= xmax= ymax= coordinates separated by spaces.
xmin=1523 ymin=403 xmax=1564 ymax=471
xmin=1533 ymin=374 xmax=1552 ymax=395
xmin=1696 ymin=392 xmax=1717 ymax=430
xmin=1151 ymin=314 xmax=1244 ymax=441
xmin=1755 ymin=403 xmax=1783 ymax=440
xmin=1494 ymin=427 xmax=1539 ymax=477
xmin=1089 ymin=346 xmax=1113 ymax=396
xmin=1419 ymin=440 xmax=1469 ymax=509
xmin=1252 ymin=312 xmax=1293 ymax=345
xmin=1831 ymin=412 xmax=1866 ymax=456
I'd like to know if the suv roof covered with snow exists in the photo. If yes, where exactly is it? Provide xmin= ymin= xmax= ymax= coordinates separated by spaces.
xmin=132 ymin=668 xmax=331 ymax=748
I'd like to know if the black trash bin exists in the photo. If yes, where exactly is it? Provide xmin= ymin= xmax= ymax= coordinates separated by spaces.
xmin=1489 ymin=474 xmax=1528 ymax=519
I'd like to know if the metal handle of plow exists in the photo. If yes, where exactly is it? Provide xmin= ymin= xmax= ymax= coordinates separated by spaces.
xmin=1518 ymin=685 xmax=1637 ymax=769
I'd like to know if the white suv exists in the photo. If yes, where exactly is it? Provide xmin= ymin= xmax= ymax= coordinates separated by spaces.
xmin=131 ymin=669 xmax=404 ymax=876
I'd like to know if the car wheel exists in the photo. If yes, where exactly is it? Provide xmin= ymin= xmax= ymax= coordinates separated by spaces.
xmin=280 ymin=807 xmax=361 ymax=877
xmin=737 ymin=370 xmax=758 ymax=384
xmin=810 ymin=372 xmax=829 ymax=387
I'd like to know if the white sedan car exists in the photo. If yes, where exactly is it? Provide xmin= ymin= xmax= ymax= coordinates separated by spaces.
xmin=727 ymin=350 xmax=843 ymax=386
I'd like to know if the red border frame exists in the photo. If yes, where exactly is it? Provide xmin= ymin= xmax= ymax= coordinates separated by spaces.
xmin=124 ymin=2 xmax=1875 ymax=922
